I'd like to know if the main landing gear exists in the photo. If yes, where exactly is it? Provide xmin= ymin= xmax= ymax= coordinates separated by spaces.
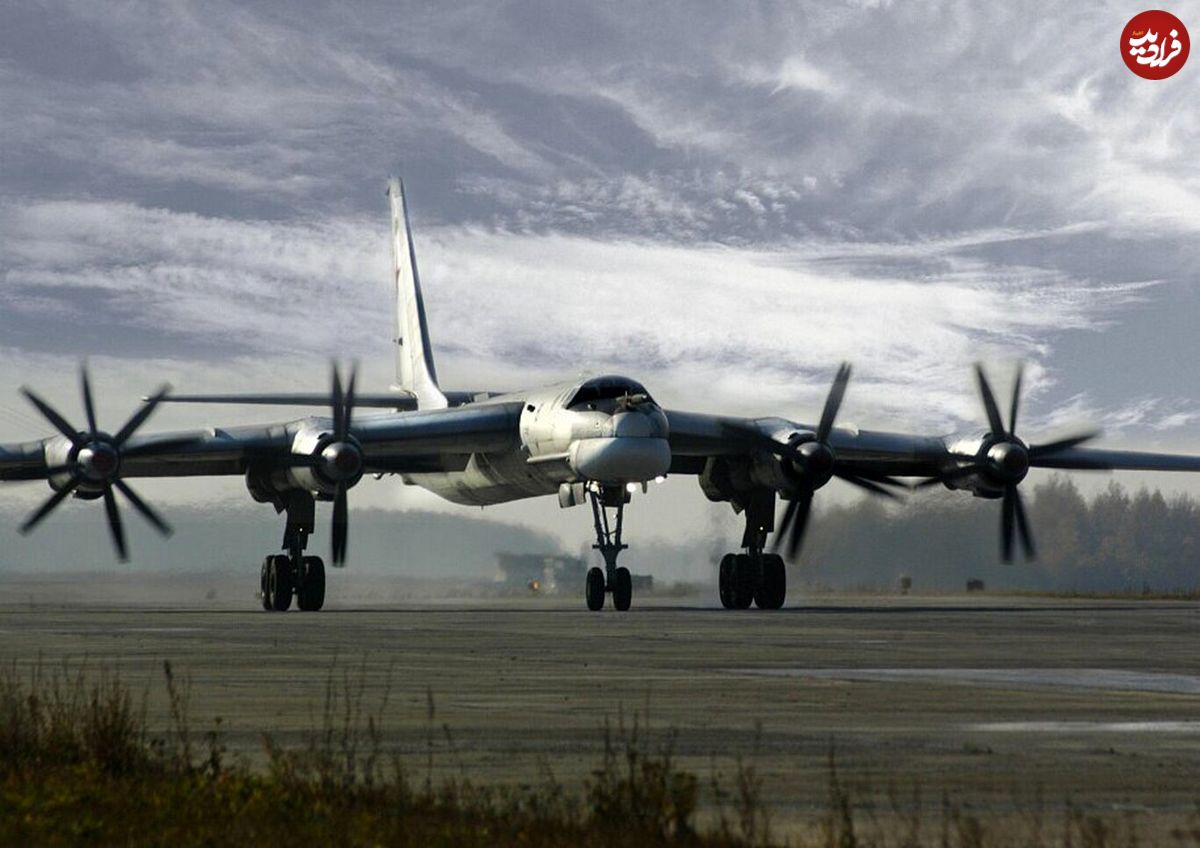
xmin=585 ymin=485 xmax=633 ymax=612
xmin=717 ymin=488 xmax=786 ymax=610
xmin=260 ymin=491 xmax=327 ymax=612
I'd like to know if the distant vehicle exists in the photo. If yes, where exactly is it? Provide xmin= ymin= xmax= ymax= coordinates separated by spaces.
xmin=5 ymin=180 xmax=1200 ymax=612
xmin=495 ymin=552 xmax=587 ymax=595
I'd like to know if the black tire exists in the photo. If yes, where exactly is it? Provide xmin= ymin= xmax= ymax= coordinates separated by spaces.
xmin=260 ymin=557 xmax=273 ymax=611
xmin=755 ymin=554 xmax=786 ymax=610
xmin=613 ymin=566 xmax=632 ymax=611
xmin=585 ymin=566 xmax=606 ymax=611
xmin=297 ymin=556 xmax=326 ymax=612
xmin=731 ymin=554 xmax=756 ymax=609
xmin=269 ymin=555 xmax=294 ymax=612
xmin=718 ymin=553 xmax=736 ymax=609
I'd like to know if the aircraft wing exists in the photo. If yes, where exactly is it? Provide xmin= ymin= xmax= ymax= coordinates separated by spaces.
xmin=0 ymin=401 xmax=523 ymax=482
xmin=1027 ymin=446 xmax=1200 ymax=472
xmin=664 ymin=409 xmax=951 ymax=478
xmin=665 ymin=353 xmax=1200 ymax=566
xmin=666 ymin=409 xmax=1200 ymax=476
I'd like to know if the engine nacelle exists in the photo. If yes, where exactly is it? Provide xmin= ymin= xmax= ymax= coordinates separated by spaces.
xmin=245 ymin=465 xmax=291 ymax=505
xmin=41 ymin=435 xmax=110 ymax=500
xmin=285 ymin=424 xmax=335 ymax=495
xmin=42 ymin=435 xmax=77 ymax=490
xmin=937 ymin=432 xmax=1006 ymax=498
xmin=699 ymin=455 xmax=752 ymax=504
xmin=244 ymin=422 xmax=363 ymax=503
xmin=290 ymin=423 xmax=364 ymax=495
xmin=749 ymin=451 xmax=796 ymax=492
xmin=699 ymin=450 xmax=803 ymax=510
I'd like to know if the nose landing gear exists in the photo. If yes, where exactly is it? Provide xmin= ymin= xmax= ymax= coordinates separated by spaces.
xmin=585 ymin=485 xmax=633 ymax=611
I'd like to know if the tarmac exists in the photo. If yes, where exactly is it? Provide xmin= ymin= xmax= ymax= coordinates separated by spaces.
xmin=1 ymin=580 xmax=1198 ymax=836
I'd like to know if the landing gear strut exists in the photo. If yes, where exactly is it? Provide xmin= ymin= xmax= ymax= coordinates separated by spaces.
xmin=261 ymin=491 xmax=326 ymax=612
xmin=717 ymin=488 xmax=786 ymax=610
xmin=586 ymin=485 xmax=633 ymax=611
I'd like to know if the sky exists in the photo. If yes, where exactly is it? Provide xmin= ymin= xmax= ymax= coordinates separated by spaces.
xmin=2 ymin=1 xmax=1200 ymax=559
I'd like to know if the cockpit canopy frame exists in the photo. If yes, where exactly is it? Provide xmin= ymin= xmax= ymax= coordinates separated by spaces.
xmin=566 ymin=376 xmax=652 ymax=410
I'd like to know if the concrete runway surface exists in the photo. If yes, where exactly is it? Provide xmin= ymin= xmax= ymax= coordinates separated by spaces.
xmin=1 ymin=585 xmax=1198 ymax=835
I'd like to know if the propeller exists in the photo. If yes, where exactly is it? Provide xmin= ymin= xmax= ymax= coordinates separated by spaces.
xmin=735 ymin=363 xmax=907 ymax=561
xmin=19 ymin=365 xmax=174 ymax=561
xmin=318 ymin=363 xmax=362 ymax=566
xmin=916 ymin=363 xmax=1099 ymax=562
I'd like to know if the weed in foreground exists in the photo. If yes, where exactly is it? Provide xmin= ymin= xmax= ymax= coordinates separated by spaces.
xmin=1 ymin=661 xmax=1198 ymax=847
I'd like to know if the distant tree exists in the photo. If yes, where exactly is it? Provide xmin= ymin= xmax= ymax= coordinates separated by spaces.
xmin=797 ymin=476 xmax=1200 ymax=593
xmin=1027 ymin=475 xmax=1087 ymax=583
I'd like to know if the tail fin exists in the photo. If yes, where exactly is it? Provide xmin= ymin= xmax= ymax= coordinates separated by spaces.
xmin=387 ymin=177 xmax=448 ymax=410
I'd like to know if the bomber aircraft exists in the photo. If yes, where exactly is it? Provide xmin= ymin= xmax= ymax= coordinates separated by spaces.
xmin=4 ymin=179 xmax=1200 ymax=612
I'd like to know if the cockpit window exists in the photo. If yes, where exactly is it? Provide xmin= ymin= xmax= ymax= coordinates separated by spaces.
xmin=567 ymin=377 xmax=651 ymax=408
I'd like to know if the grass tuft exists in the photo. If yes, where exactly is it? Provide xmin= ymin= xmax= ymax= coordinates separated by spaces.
xmin=1 ymin=660 xmax=1198 ymax=846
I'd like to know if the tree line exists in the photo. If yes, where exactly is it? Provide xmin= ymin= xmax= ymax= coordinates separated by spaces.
xmin=798 ymin=476 xmax=1200 ymax=593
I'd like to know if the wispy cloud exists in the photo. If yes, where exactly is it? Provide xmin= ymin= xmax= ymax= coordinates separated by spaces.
xmin=3 ymin=0 xmax=1200 ymax=519
xmin=0 ymin=196 xmax=1161 ymax=439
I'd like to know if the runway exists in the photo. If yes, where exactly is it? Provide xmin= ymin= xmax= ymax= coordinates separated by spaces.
xmin=1 ymin=589 xmax=1198 ymax=834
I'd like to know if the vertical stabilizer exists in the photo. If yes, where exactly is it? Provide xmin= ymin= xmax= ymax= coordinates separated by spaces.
xmin=387 ymin=177 xmax=448 ymax=409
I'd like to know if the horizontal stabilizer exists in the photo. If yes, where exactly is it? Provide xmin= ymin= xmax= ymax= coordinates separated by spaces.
xmin=145 ymin=391 xmax=491 ymax=409
xmin=146 ymin=393 xmax=419 ymax=410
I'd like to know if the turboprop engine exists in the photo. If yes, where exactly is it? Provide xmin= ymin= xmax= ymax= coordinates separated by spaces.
xmin=244 ymin=365 xmax=366 ymax=565
xmin=916 ymin=364 xmax=1098 ymax=561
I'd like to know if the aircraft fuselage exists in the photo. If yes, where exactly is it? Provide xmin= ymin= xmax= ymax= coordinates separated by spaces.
xmin=401 ymin=375 xmax=671 ymax=506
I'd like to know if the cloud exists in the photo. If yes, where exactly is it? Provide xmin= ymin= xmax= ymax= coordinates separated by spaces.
xmin=3 ymin=0 xmax=1200 ymax=527
xmin=0 ymin=196 xmax=1161 ymax=440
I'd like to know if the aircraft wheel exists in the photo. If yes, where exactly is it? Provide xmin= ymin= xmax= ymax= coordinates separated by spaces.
xmin=260 ymin=557 xmax=273 ymax=611
xmin=613 ymin=566 xmax=632 ymax=611
xmin=755 ymin=554 xmax=786 ymax=610
xmin=268 ymin=555 xmax=294 ymax=612
xmin=585 ymin=566 xmax=606 ymax=611
xmin=731 ymin=554 xmax=756 ymax=609
xmin=718 ymin=553 xmax=736 ymax=609
xmin=297 ymin=556 xmax=326 ymax=612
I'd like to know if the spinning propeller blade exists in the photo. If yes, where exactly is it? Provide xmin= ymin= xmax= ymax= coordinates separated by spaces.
xmin=763 ymin=363 xmax=905 ymax=561
xmin=327 ymin=362 xmax=359 ymax=566
xmin=332 ymin=484 xmax=349 ymax=565
xmin=18 ymin=364 xmax=174 ymax=561
xmin=917 ymin=364 xmax=1095 ymax=562
xmin=777 ymin=495 xmax=812 ymax=561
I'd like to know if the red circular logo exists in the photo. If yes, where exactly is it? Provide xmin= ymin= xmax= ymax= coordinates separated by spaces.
xmin=1122 ymin=10 xmax=1189 ymax=79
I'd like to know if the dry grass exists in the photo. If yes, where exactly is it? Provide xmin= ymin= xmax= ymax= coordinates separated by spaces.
xmin=0 ymin=660 xmax=1197 ymax=847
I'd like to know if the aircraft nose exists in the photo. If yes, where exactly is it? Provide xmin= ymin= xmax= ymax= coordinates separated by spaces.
xmin=568 ymin=436 xmax=672 ymax=483
xmin=610 ymin=411 xmax=653 ymax=438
